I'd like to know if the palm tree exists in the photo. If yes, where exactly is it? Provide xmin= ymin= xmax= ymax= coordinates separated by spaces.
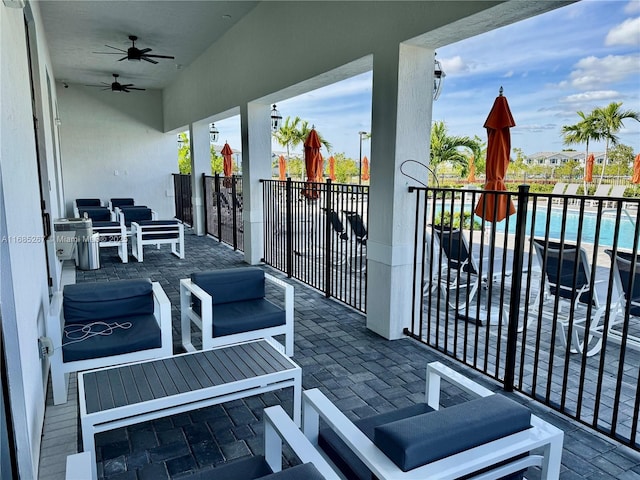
xmin=592 ymin=102 xmax=640 ymax=187
xmin=298 ymin=120 xmax=332 ymax=153
xmin=273 ymin=116 xmax=304 ymax=169
xmin=561 ymin=110 xmax=601 ymax=193
xmin=430 ymin=121 xmax=480 ymax=180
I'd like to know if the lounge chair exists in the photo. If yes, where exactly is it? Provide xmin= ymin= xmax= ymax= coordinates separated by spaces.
xmin=66 ymin=405 xmax=339 ymax=480
xmin=550 ymin=182 xmax=567 ymax=204
xmin=529 ymin=238 xmax=602 ymax=356
xmin=590 ymin=184 xmax=611 ymax=206
xmin=605 ymin=185 xmax=627 ymax=208
xmin=343 ymin=211 xmax=367 ymax=272
xmin=73 ymin=198 xmax=102 ymax=217
xmin=322 ymin=208 xmax=348 ymax=266
xmin=302 ymin=361 xmax=563 ymax=480
xmin=108 ymin=197 xmax=135 ymax=211
xmin=180 ymin=267 xmax=294 ymax=355
xmin=130 ymin=219 xmax=184 ymax=261
xmin=47 ymin=278 xmax=172 ymax=405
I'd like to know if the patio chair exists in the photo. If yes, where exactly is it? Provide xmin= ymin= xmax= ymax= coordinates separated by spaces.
xmin=180 ymin=267 xmax=294 ymax=355
xmin=550 ymin=182 xmax=567 ymax=204
xmin=605 ymin=185 xmax=627 ymax=208
xmin=77 ymin=206 xmax=113 ymax=222
xmin=73 ymin=198 xmax=102 ymax=217
xmin=108 ymin=197 xmax=135 ymax=211
xmin=343 ymin=210 xmax=367 ymax=272
xmin=429 ymin=225 xmax=482 ymax=310
xmin=530 ymin=238 xmax=603 ymax=356
xmin=66 ymin=405 xmax=339 ymax=480
xmin=590 ymin=184 xmax=611 ymax=206
xmin=322 ymin=208 xmax=348 ymax=266
xmin=302 ymin=361 xmax=563 ymax=480
xmin=117 ymin=206 xmax=156 ymax=233
xmin=130 ymin=219 xmax=184 ymax=262
xmin=47 ymin=278 xmax=172 ymax=405
xmin=91 ymin=214 xmax=128 ymax=263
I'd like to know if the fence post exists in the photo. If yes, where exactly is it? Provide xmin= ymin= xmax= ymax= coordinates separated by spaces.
xmin=504 ymin=184 xmax=530 ymax=392
xmin=285 ymin=178 xmax=293 ymax=278
xmin=231 ymin=175 xmax=238 ymax=250
xmin=202 ymin=173 xmax=208 ymax=235
xmin=324 ymin=180 xmax=332 ymax=297
xmin=214 ymin=174 xmax=222 ymax=242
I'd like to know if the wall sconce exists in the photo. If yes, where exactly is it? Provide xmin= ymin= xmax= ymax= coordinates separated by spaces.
xmin=270 ymin=104 xmax=282 ymax=132
xmin=433 ymin=53 xmax=446 ymax=101
xmin=209 ymin=123 xmax=219 ymax=143
xmin=54 ymin=118 xmax=62 ymax=126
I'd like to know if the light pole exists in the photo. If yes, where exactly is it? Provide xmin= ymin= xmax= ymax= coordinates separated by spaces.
xmin=358 ymin=131 xmax=368 ymax=185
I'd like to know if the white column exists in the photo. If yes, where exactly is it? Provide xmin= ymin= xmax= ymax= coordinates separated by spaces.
xmin=240 ymin=102 xmax=272 ymax=264
xmin=366 ymin=43 xmax=434 ymax=339
xmin=189 ymin=122 xmax=211 ymax=235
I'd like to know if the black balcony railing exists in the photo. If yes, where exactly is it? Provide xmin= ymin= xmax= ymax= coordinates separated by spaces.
xmin=262 ymin=179 xmax=368 ymax=312
xmin=203 ymin=174 xmax=244 ymax=251
xmin=408 ymin=185 xmax=640 ymax=450
xmin=172 ymin=173 xmax=193 ymax=226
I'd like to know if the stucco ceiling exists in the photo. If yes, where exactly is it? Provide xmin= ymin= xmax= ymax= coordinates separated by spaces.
xmin=38 ymin=1 xmax=259 ymax=90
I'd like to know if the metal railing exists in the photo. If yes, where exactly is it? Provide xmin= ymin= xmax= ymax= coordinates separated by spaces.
xmin=262 ymin=179 xmax=368 ymax=312
xmin=172 ymin=173 xmax=193 ymax=226
xmin=203 ymin=174 xmax=244 ymax=251
xmin=408 ymin=185 xmax=640 ymax=450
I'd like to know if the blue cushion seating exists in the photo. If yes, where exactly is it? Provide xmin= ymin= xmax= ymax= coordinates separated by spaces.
xmin=172 ymin=456 xmax=323 ymax=480
xmin=93 ymin=221 xmax=123 ymax=239
xmin=192 ymin=268 xmax=266 ymax=305
xmin=136 ymin=220 xmax=180 ymax=240
xmin=78 ymin=207 xmax=111 ymax=222
xmin=62 ymin=313 xmax=161 ymax=362
xmin=211 ymin=299 xmax=285 ymax=337
xmin=373 ymin=394 xmax=531 ymax=472
xmin=63 ymin=279 xmax=154 ymax=324
xmin=121 ymin=207 xmax=153 ymax=226
xmin=76 ymin=198 xmax=101 ymax=207
xmin=319 ymin=402 xmax=433 ymax=480
xmin=110 ymin=198 xmax=135 ymax=209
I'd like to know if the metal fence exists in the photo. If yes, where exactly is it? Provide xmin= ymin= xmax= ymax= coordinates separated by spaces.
xmin=172 ymin=173 xmax=193 ymax=226
xmin=407 ymin=185 xmax=640 ymax=450
xmin=203 ymin=174 xmax=244 ymax=251
xmin=262 ymin=179 xmax=368 ymax=312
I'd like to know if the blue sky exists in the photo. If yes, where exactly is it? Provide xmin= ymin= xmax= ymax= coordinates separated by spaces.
xmin=212 ymin=0 xmax=639 ymax=159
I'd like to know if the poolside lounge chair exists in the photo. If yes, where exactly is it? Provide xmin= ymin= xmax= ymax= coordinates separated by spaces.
xmin=605 ymin=185 xmax=627 ymax=208
xmin=302 ymin=361 xmax=563 ymax=480
xmin=180 ymin=267 xmax=294 ymax=355
xmin=550 ymin=182 xmax=567 ymax=204
xmin=343 ymin=210 xmax=367 ymax=272
xmin=530 ymin=238 xmax=603 ymax=356
xmin=66 ymin=404 xmax=340 ymax=480
xmin=590 ymin=184 xmax=611 ymax=206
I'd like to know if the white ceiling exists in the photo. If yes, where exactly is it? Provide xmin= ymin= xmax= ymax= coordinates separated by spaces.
xmin=37 ymin=1 xmax=259 ymax=90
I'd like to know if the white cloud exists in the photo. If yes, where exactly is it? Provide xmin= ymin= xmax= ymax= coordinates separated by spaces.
xmin=440 ymin=56 xmax=469 ymax=75
xmin=503 ymin=70 xmax=514 ymax=78
xmin=625 ymin=1 xmax=640 ymax=14
xmin=560 ymin=90 xmax=621 ymax=103
xmin=569 ymin=54 xmax=639 ymax=89
xmin=605 ymin=17 xmax=640 ymax=46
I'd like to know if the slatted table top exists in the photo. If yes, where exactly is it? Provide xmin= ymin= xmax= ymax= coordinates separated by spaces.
xmin=81 ymin=340 xmax=297 ymax=415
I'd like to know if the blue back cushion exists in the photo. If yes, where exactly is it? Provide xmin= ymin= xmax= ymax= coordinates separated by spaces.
xmin=76 ymin=198 xmax=101 ymax=207
xmin=110 ymin=198 xmax=135 ymax=208
xmin=373 ymin=394 xmax=531 ymax=471
xmin=63 ymin=279 xmax=154 ymax=324
xmin=79 ymin=207 xmax=111 ymax=222
xmin=191 ymin=268 xmax=265 ymax=304
xmin=121 ymin=207 xmax=153 ymax=226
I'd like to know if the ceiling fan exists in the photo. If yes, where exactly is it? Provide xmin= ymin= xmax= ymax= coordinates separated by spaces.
xmin=93 ymin=35 xmax=175 ymax=64
xmin=86 ymin=74 xmax=146 ymax=93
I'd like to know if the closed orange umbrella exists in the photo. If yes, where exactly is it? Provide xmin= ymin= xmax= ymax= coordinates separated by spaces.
xmin=632 ymin=154 xmax=640 ymax=184
xmin=361 ymin=156 xmax=370 ymax=181
xmin=221 ymin=143 xmax=234 ymax=188
xmin=302 ymin=129 xmax=321 ymax=199
xmin=278 ymin=155 xmax=286 ymax=181
xmin=328 ymin=156 xmax=336 ymax=181
xmin=474 ymin=88 xmax=516 ymax=222
xmin=585 ymin=153 xmax=594 ymax=183
xmin=468 ymin=155 xmax=477 ymax=183
xmin=316 ymin=153 xmax=324 ymax=182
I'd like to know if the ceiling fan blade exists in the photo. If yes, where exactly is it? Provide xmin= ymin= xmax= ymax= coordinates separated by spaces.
xmin=92 ymin=51 xmax=123 ymax=55
xmin=141 ymin=57 xmax=159 ymax=64
xmin=138 ymin=48 xmax=152 ymax=54
xmin=122 ymin=88 xmax=131 ymax=93
xmin=120 ymin=83 xmax=134 ymax=87
xmin=118 ymin=56 xmax=129 ymax=62
xmin=127 ymin=87 xmax=146 ymax=91
xmin=145 ymin=54 xmax=175 ymax=59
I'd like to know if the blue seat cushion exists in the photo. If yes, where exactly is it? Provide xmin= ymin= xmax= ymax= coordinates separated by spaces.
xmin=258 ymin=463 xmax=324 ymax=480
xmin=319 ymin=402 xmax=433 ymax=480
xmin=191 ymin=268 xmax=266 ymax=304
xmin=373 ymin=394 xmax=531 ymax=472
xmin=136 ymin=220 xmax=180 ymax=240
xmin=63 ymin=279 xmax=154 ymax=324
xmin=170 ymin=456 xmax=323 ymax=480
xmin=211 ymin=299 xmax=285 ymax=337
xmin=76 ymin=198 xmax=101 ymax=207
xmin=121 ymin=207 xmax=153 ymax=226
xmin=62 ymin=313 xmax=161 ymax=362
xmin=78 ymin=207 xmax=111 ymax=222
xmin=93 ymin=221 xmax=123 ymax=239
xmin=110 ymin=198 xmax=135 ymax=208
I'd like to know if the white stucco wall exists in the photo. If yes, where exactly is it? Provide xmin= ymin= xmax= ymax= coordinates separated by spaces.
xmin=0 ymin=4 xmax=52 ymax=477
xmin=58 ymin=86 xmax=176 ymax=220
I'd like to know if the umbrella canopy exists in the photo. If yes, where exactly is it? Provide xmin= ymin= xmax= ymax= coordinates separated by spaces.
xmin=328 ymin=156 xmax=336 ymax=181
xmin=302 ymin=129 xmax=321 ymax=199
xmin=474 ymin=89 xmax=516 ymax=222
xmin=278 ymin=155 xmax=287 ymax=181
xmin=221 ymin=143 xmax=234 ymax=188
xmin=468 ymin=155 xmax=477 ymax=183
xmin=361 ymin=156 xmax=370 ymax=181
xmin=632 ymin=154 xmax=640 ymax=184
xmin=585 ymin=153 xmax=594 ymax=183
